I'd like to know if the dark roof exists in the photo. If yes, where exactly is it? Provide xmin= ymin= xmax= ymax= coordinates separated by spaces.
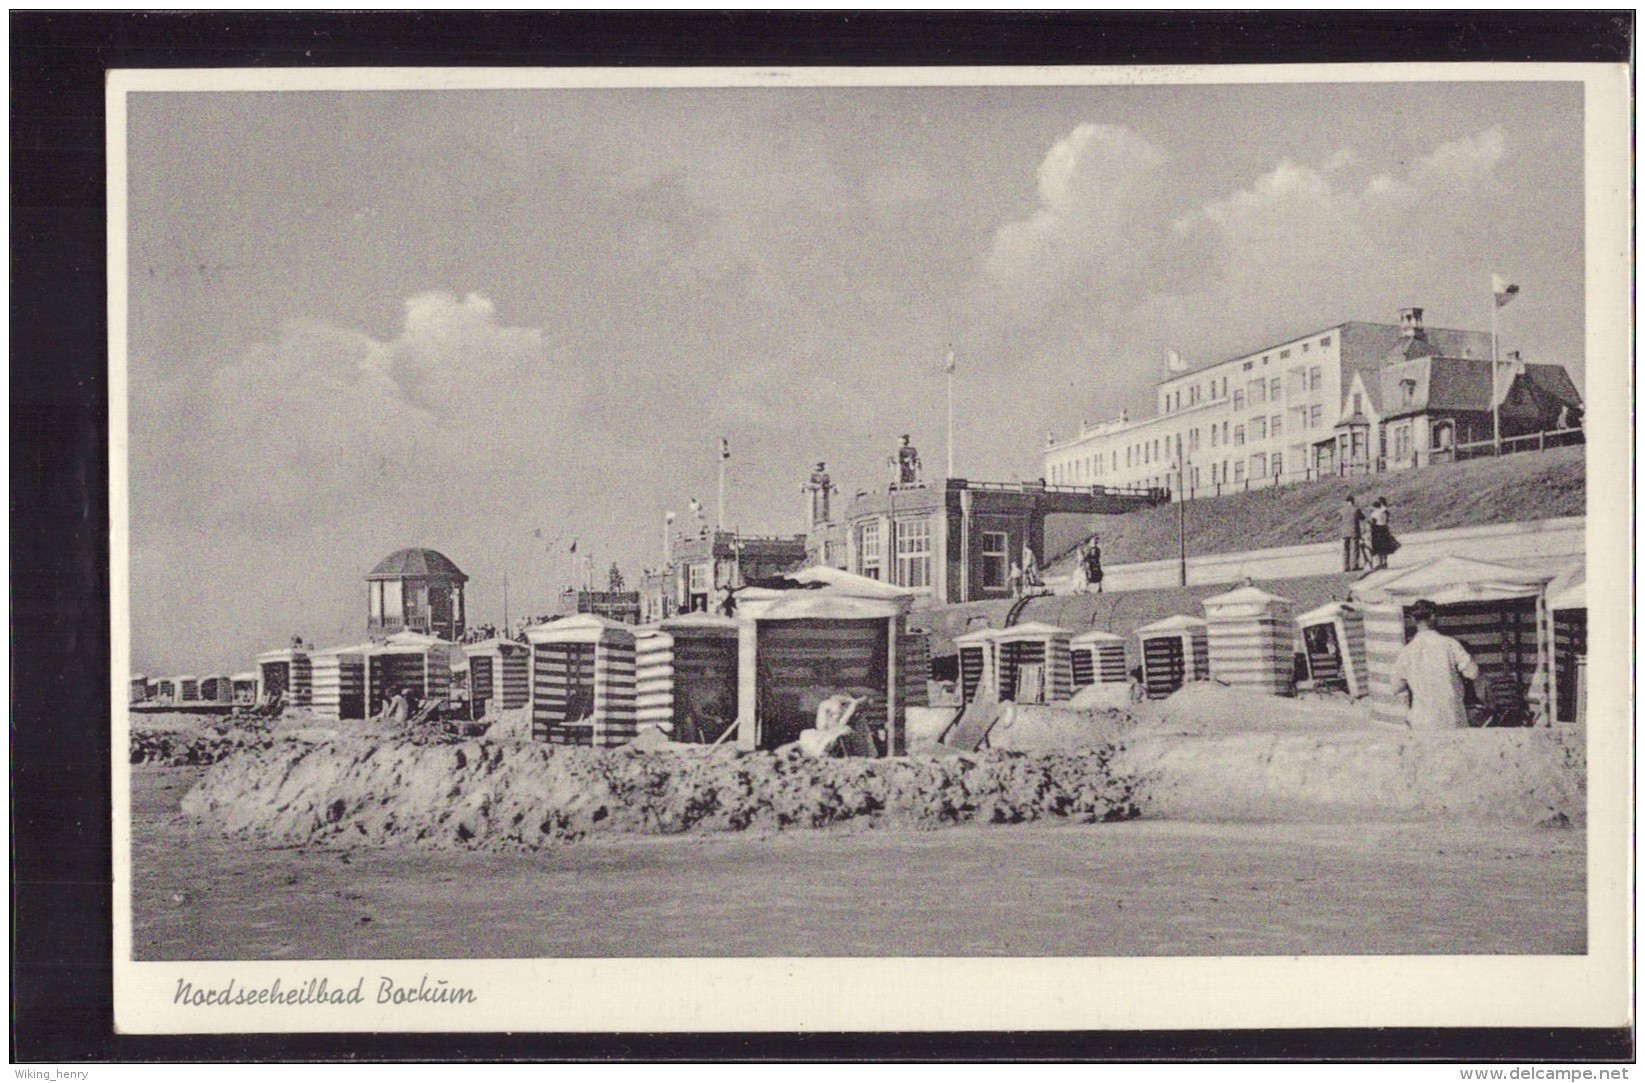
xmin=1377 ymin=357 xmax=1583 ymax=422
xmin=366 ymin=547 xmax=468 ymax=581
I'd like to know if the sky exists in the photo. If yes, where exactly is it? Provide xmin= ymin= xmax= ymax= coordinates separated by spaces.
xmin=124 ymin=77 xmax=1586 ymax=674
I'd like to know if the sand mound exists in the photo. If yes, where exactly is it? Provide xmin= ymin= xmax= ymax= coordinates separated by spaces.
xmin=1118 ymin=727 xmax=1583 ymax=826
xmin=985 ymin=703 xmax=1128 ymax=752
xmin=180 ymin=739 xmax=1140 ymax=850
xmin=129 ymin=719 xmax=275 ymax=766
xmin=1129 ymin=682 xmax=1375 ymax=736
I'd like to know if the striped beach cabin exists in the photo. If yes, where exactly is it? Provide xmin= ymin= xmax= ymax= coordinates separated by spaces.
xmin=198 ymin=674 xmax=234 ymax=705
xmin=526 ymin=615 xmax=637 ymax=747
xmin=898 ymin=623 xmax=932 ymax=714
xmin=363 ymin=631 xmax=453 ymax=718
xmin=154 ymin=677 xmax=176 ymax=702
xmin=1135 ymin=615 xmax=1210 ymax=700
xmin=130 ymin=674 xmax=148 ymax=704
xmin=230 ymin=672 xmax=260 ymax=706
xmin=658 ymin=613 xmax=740 ymax=744
xmin=256 ymin=647 xmax=312 ymax=708
xmin=1547 ymin=564 xmax=1585 ymax=726
xmin=734 ymin=566 xmax=919 ymax=755
xmin=1296 ymin=601 xmax=1369 ymax=698
xmin=1069 ymin=630 xmax=1127 ymax=691
xmin=993 ymin=622 xmax=1073 ymax=704
xmin=310 ymin=644 xmax=369 ymax=720
xmin=461 ymin=638 xmax=530 ymax=717
xmin=1351 ymin=555 xmax=1558 ymax=726
xmin=632 ymin=627 xmax=676 ymax=737
xmin=176 ymin=675 xmax=201 ymax=703
xmin=954 ymin=627 xmax=1001 ymax=705
xmin=1202 ymin=585 xmax=1295 ymax=696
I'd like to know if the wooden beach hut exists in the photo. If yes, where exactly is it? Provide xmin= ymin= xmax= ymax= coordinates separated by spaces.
xmin=309 ymin=644 xmax=368 ymax=720
xmin=362 ymin=631 xmax=453 ymax=718
xmin=734 ymin=567 xmax=919 ymax=755
xmin=154 ymin=677 xmax=176 ymax=702
xmin=256 ymin=646 xmax=311 ymax=708
xmin=658 ymin=612 xmax=740 ymax=744
xmin=230 ymin=672 xmax=260 ymax=706
xmin=1546 ymin=563 xmax=1585 ymax=726
xmin=129 ymin=674 xmax=148 ymax=704
xmin=176 ymin=676 xmax=201 ymax=703
xmin=954 ymin=627 xmax=1001 ymax=706
xmin=631 ymin=627 xmax=675 ymax=738
xmin=992 ymin=622 xmax=1074 ymax=704
xmin=461 ymin=638 xmax=530 ymax=718
xmin=1295 ymin=601 xmax=1369 ymax=697
xmin=1135 ymin=615 xmax=1209 ymax=700
xmin=525 ymin=615 xmax=637 ymax=747
xmin=198 ymin=674 xmax=234 ymax=704
xmin=1351 ymin=555 xmax=1558 ymax=727
xmin=1069 ymin=631 xmax=1127 ymax=692
xmin=1203 ymin=585 xmax=1295 ymax=696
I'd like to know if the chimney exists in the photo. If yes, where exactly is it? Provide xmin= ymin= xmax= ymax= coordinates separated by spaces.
xmin=1399 ymin=307 xmax=1426 ymax=339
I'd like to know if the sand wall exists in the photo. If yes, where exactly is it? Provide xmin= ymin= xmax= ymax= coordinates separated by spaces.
xmin=180 ymin=741 xmax=1141 ymax=849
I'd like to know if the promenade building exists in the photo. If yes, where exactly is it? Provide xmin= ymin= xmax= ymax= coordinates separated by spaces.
xmin=1041 ymin=308 xmax=1550 ymax=498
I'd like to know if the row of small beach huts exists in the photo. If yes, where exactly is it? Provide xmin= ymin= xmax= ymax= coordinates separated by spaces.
xmin=132 ymin=567 xmax=938 ymax=754
xmin=953 ymin=554 xmax=1587 ymax=727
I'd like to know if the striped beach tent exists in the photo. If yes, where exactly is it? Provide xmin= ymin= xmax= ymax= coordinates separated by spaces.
xmin=461 ymin=638 xmax=530 ymax=715
xmin=993 ymin=622 xmax=1073 ymax=703
xmin=256 ymin=646 xmax=311 ymax=707
xmin=1134 ymin=615 xmax=1209 ymax=700
xmin=1069 ymin=630 xmax=1127 ymax=691
xmin=309 ymin=644 xmax=368 ymax=720
xmin=1350 ymin=554 xmax=1557 ymax=726
xmin=1202 ymin=585 xmax=1295 ymax=696
xmin=658 ymin=612 xmax=740 ymax=744
xmin=525 ymin=614 xmax=637 ymax=747
xmin=1295 ymin=601 xmax=1368 ymax=698
xmin=953 ymin=627 xmax=1001 ymax=705
xmin=632 ymin=626 xmax=676 ymax=737
xmin=362 ymin=631 xmax=453 ymax=718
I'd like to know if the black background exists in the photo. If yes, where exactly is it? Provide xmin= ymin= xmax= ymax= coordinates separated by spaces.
xmin=11 ymin=9 xmax=1634 ymax=1063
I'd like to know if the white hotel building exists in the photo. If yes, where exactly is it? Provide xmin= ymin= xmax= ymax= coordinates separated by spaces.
xmin=1043 ymin=309 xmax=1495 ymax=498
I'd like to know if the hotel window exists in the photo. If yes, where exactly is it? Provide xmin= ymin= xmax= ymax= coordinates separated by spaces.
xmin=1242 ymin=360 xmax=1253 ymax=371
xmin=1222 ymin=421 xmax=1230 ymax=443
xmin=857 ymin=521 xmax=881 ymax=580
xmin=895 ymin=518 xmax=932 ymax=588
xmin=1309 ymin=404 xmax=1323 ymax=427
xmin=1251 ymin=453 xmax=1266 ymax=477
xmin=1309 ymin=365 xmax=1323 ymax=391
xmin=688 ymin=562 xmax=710 ymax=595
xmin=1210 ymin=425 xmax=1219 ymax=447
xmin=1280 ymin=349 xmax=1291 ymax=359
xmin=1233 ymin=389 xmax=1245 ymax=410
xmin=1233 ymin=425 xmax=1245 ymax=447
xmin=981 ymin=531 xmax=1009 ymax=589
xmin=1272 ymin=452 xmax=1284 ymax=476
xmin=1252 ymin=379 xmax=1266 ymax=404
xmin=1153 ymin=438 xmax=1160 ymax=460
xmin=1112 ymin=451 xmax=1117 ymax=472
xmin=1189 ymin=428 xmax=1201 ymax=451
xmin=1189 ymin=386 xmax=1200 ymax=405
xmin=1320 ymin=336 xmax=1332 ymax=347
xmin=1301 ymin=342 xmax=1310 ymax=353
xmin=1270 ymin=376 xmax=1281 ymax=400
xmin=1271 ymin=413 xmax=1282 ymax=437
xmin=1191 ymin=465 xmax=1201 ymax=489
xmin=1233 ymin=461 xmax=1246 ymax=483
xmin=1126 ymin=447 xmax=1132 ymax=468
xmin=1252 ymin=416 xmax=1267 ymax=440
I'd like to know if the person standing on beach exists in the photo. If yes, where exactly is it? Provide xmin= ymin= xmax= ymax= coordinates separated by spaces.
xmin=1083 ymin=538 xmax=1104 ymax=594
xmin=1390 ymin=600 xmax=1479 ymax=730
xmin=1340 ymin=495 xmax=1364 ymax=572
xmin=1368 ymin=497 xmax=1397 ymax=570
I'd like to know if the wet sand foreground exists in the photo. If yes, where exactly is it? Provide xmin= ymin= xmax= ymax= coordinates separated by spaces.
xmin=132 ymin=766 xmax=1584 ymax=960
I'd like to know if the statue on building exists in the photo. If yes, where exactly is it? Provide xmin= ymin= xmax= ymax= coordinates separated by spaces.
xmin=804 ymin=461 xmax=835 ymax=526
xmin=893 ymin=434 xmax=922 ymax=487
xmin=608 ymin=562 xmax=625 ymax=593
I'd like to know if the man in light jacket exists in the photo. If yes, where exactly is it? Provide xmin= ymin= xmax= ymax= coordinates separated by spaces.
xmin=1390 ymin=600 xmax=1480 ymax=730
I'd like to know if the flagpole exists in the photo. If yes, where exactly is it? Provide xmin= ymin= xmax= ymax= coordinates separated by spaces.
xmin=1491 ymin=284 xmax=1500 ymax=454
xmin=946 ymin=349 xmax=955 ymax=480
xmin=717 ymin=442 xmax=727 ymax=533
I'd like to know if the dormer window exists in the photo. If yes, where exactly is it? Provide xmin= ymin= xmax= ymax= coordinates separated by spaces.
xmin=1400 ymin=378 xmax=1417 ymax=404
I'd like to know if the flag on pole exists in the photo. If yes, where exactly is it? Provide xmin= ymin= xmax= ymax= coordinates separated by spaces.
xmin=720 ymin=437 xmax=731 ymax=460
xmin=1492 ymin=274 xmax=1520 ymax=308
xmin=943 ymin=345 xmax=956 ymax=373
xmin=665 ymin=511 xmax=676 ymax=525
xmin=1166 ymin=347 xmax=1188 ymax=373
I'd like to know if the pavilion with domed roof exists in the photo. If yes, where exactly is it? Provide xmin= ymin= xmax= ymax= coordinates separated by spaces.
xmin=366 ymin=547 xmax=469 ymax=641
